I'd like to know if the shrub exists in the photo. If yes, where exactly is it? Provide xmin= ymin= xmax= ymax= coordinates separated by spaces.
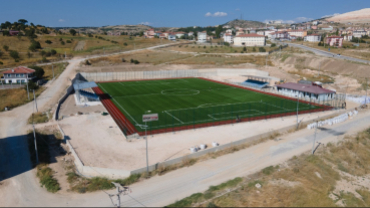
xmin=85 ymin=60 xmax=91 ymax=65
xmin=243 ymin=46 xmax=247 ymax=51
xmin=0 ymin=61 xmax=3 ymax=65
xmin=130 ymin=58 xmax=134 ymax=63
xmin=203 ymin=46 xmax=206 ymax=49
xmin=37 ymin=166 xmax=60 ymax=193
xmin=9 ymin=50 xmax=20 ymax=61
xmin=29 ymin=40 xmax=41 ymax=51
xmin=40 ymin=50 xmax=46 ymax=57
xmin=121 ymin=58 xmax=126 ymax=62
xmin=66 ymin=40 xmax=71 ymax=43
xmin=3 ymin=45 xmax=9 ymax=51
xmin=0 ymin=50 xmax=3 ymax=58
xmin=45 ymin=40 xmax=52 ymax=44
xmin=134 ymin=60 xmax=140 ymax=64
xmin=61 ymin=41 xmax=65 ymax=45
xmin=50 ymin=49 xmax=57 ymax=55
xmin=42 ymin=57 xmax=48 ymax=62
xmin=252 ymin=47 xmax=256 ymax=52
xmin=123 ymin=42 xmax=128 ymax=46
xmin=271 ymin=43 xmax=276 ymax=47
xmin=259 ymin=47 xmax=266 ymax=52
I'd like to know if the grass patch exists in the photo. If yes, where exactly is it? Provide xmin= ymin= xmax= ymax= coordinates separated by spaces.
xmin=0 ymin=87 xmax=45 ymax=112
xmin=28 ymin=112 xmax=49 ymax=124
xmin=36 ymin=165 xmax=60 ymax=193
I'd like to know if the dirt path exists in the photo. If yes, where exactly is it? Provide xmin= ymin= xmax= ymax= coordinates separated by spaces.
xmin=74 ymin=41 xmax=86 ymax=51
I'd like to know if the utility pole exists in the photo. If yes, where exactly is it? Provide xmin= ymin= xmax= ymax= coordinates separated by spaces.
xmin=32 ymin=123 xmax=39 ymax=164
xmin=312 ymin=120 xmax=318 ymax=154
xmin=52 ymin=64 xmax=54 ymax=79
xmin=26 ymin=79 xmax=30 ymax=101
xmin=1 ymin=80 xmax=3 ymax=89
xmin=366 ymin=78 xmax=368 ymax=105
xmin=65 ymin=51 xmax=66 ymax=60
xmin=110 ymin=182 xmax=131 ymax=208
xmin=33 ymin=89 xmax=38 ymax=112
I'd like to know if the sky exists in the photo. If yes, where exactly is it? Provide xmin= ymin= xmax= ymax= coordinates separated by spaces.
xmin=1 ymin=0 xmax=370 ymax=28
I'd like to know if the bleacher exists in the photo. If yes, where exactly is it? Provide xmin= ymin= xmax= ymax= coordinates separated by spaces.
xmin=79 ymin=90 xmax=100 ymax=101
xmin=240 ymin=79 xmax=269 ymax=89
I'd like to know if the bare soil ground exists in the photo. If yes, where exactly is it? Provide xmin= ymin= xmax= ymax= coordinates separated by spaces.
xmin=59 ymin=101 xmax=347 ymax=171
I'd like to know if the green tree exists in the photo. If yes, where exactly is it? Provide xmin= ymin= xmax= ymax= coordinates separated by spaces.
xmin=3 ymin=45 xmax=9 ymax=51
xmin=271 ymin=43 xmax=276 ymax=47
xmin=69 ymin=29 xmax=77 ymax=36
xmin=215 ymin=25 xmax=222 ymax=38
xmin=9 ymin=50 xmax=20 ymax=61
xmin=27 ymin=51 xmax=32 ymax=58
xmin=28 ymin=65 xmax=45 ymax=79
xmin=18 ymin=19 xmax=28 ymax=25
xmin=2 ymin=30 xmax=10 ymax=36
xmin=45 ymin=40 xmax=52 ymax=44
xmin=40 ymin=50 xmax=46 ymax=57
xmin=252 ymin=47 xmax=256 ymax=52
xmin=0 ymin=50 xmax=3 ymax=58
xmin=50 ymin=49 xmax=57 ymax=55
xmin=123 ymin=42 xmax=128 ymax=46
xmin=28 ymin=40 xmax=41 ymax=51
xmin=139 ymin=31 xmax=144 ymax=37
xmin=243 ymin=47 xmax=247 ymax=52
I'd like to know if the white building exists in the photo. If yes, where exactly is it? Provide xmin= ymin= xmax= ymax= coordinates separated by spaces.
xmin=344 ymin=35 xmax=353 ymax=41
xmin=168 ymin=33 xmax=176 ymax=41
xmin=304 ymin=34 xmax=321 ymax=42
xmin=1 ymin=66 xmax=36 ymax=84
xmin=223 ymin=33 xmax=233 ymax=43
xmin=353 ymin=30 xmax=366 ymax=38
xmin=276 ymin=82 xmax=335 ymax=101
xmin=188 ymin=32 xmax=194 ymax=37
xmin=175 ymin=32 xmax=187 ymax=39
xmin=233 ymin=34 xmax=266 ymax=46
xmin=265 ymin=30 xmax=276 ymax=39
xmin=287 ymin=30 xmax=307 ymax=38
xmin=197 ymin=31 xmax=207 ymax=43
xmin=257 ymin=31 xmax=265 ymax=36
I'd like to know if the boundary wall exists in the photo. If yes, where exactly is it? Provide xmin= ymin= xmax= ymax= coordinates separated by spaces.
xmin=80 ymin=69 xmax=269 ymax=82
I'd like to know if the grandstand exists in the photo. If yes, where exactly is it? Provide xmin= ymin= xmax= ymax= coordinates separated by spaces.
xmin=240 ymin=79 xmax=269 ymax=89
xmin=73 ymin=80 xmax=100 ymax=105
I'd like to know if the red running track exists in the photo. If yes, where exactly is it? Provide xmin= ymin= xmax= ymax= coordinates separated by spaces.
xmin=93 ymin=78 xmax=332 ymax=136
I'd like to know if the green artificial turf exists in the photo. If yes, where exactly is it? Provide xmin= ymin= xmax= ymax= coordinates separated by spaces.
xmin=97 ymin=78 xmax=321 ymax=132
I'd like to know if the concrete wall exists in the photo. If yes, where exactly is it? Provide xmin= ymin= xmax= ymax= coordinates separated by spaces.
xmin=80 ymin=69 xmax=271 ymax=82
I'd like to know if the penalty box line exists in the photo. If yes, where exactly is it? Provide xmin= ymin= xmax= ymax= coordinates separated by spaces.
xmin=163 ymin=110 xmax=185 ymax=124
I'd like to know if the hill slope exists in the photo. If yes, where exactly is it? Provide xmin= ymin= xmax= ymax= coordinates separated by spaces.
xmin=326 ymin=8 xmax=370 ymax=23
xmin=223 ymin=19 xmax=265 ymax=28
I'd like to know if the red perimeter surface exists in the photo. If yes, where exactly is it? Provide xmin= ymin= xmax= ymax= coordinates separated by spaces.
xmin=93 ymin=78 xmax=332 ymax=136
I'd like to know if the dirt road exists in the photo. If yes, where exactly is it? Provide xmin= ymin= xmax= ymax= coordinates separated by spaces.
xmin=0 ymin=42 xmax=369 ymax=207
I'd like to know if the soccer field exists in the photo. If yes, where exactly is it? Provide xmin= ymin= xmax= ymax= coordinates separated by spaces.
xmin=96 ymin=78 xmax=322 ymax=133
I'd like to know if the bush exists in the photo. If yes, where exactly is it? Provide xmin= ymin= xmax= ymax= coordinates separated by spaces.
xmin=243 ymin=46 xmax=247 ymax=51
xmin=50 ymin=49 xmax=57 ymax=55
xmin=134 ymin=60 xmax=140 ymax=64
xmin=40 ymin=50 xmax=46 ymax=57
xmin=252 ymin=47 xmax=256 ymax=52
xmin=271 ymin=43 xmax=276 ymax=47
xmin=259 ymin=47 xmax=266 ymax=52
xmin=29 ymin=40 xmax=41 ymax=51
xmin=3 ymin=45 xmax=9 ymax=51
xmin=28 ymin=65 xmax=45 ymax=79
xmin=0 ymin=61 xmax=3 ymax=65
xmin=123 ymin=42 xmax=128 ymax=46
xmin=130 ymin=58 xmax=134 ymax=63
xmin=9 ymin=50 xmax=20 ymax=61
xmin=203 ymin=46 xmax=206 ymax=49
xmin=66 ymin=40 xmax=71 ymax=43
xmin=45 ymin=40 xmax=52 ymax=44
xmin=37 ymin=166 xmax=60 ymax=193
xmin=42 ymin=57 xmax=47 ymax=62
xmin=85 ymin=60 xmax=91 ymax=65
xmin=121 ymin=58 xmax=126 ymax=62
xmin=61 ymin=41 xmax=65 ymax=45
xmin=224 ymin=42 xmax=230 ymax=46
xmin=0 ymin=50 xmax=3 ymax=58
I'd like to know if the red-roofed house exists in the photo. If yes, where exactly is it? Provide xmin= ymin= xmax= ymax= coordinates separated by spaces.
xmin=234 ymin=34 xmax=266 ymax=46
xmin=9 ymin=30 xmax=19 ymax=36
xmin=144 ymin=28 xmax=155 ymax=38
xmin=276 ymin=82 xmax=336 ymax=101
xmin=326 ymin=36 xmax=344 ymax=47
xmin=1 ymin=66 xmax=36 ymax=84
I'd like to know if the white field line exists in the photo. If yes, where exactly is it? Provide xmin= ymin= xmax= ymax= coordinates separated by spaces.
xmin=112 ymin=98 xmax=139 ymax=125
xmin=164 ymin=110 xmax=185 ymax=124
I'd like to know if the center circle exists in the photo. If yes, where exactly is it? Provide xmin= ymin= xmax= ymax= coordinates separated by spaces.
xmin=161 ymin=88 xmax=200 ymax=96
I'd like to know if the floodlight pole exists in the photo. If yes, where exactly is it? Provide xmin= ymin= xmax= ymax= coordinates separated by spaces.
xmin=296 ymin=95 xmax=299 ymax=129
xmin=145 ymin=120 xmax=149 ymax=175
xmin=312 ymin=120 xmax=318 ymax=154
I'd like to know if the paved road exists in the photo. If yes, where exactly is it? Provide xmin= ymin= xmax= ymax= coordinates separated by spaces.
xmin=0 ymin=41 xmax=369 ymax=207
xmin=284 ymin=42 xmax=370 ymax=64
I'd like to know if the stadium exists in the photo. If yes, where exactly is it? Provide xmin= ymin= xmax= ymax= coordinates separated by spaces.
xmin=56 ymin=69 xmax=345 ymax=178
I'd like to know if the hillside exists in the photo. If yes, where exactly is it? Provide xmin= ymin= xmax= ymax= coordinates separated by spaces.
xmin=223 ymin=19 xmax=265 ymax=28
xmin=326 ymin=8 xmax=370 ymax=23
